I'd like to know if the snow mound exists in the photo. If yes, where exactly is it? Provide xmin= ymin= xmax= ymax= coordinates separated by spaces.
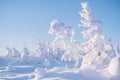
xmin=107 ymin=56 xmax=120 ymax=76
xmin=33 ymin=68 xmax=46 ymax=80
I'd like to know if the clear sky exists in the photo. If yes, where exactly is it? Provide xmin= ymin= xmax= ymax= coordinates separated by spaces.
xmin=0 ymin=0 xmax=120 ymax=56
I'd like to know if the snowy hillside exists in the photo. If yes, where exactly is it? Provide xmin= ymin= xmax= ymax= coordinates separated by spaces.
xmin=0 ymin=2 xmax=120 ymax=80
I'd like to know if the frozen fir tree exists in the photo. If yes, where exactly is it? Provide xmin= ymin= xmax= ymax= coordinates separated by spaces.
xmin=79 ymin=2 xmax=116 ymax=69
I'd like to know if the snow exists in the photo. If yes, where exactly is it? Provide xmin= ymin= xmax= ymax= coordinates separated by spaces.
xmin=49 ymin=20 xmax=74 ymax=43
xmin=0 ymin=66 xmax=116 ymax=80
xmin=0 ymin=1 xmax=120 ymax=80
xmin=107 ymin=56 xmax=120 ymax=76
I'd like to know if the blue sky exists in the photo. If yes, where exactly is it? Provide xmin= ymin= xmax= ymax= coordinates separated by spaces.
xmin=0 ymin=0 xmax=120 ymax=55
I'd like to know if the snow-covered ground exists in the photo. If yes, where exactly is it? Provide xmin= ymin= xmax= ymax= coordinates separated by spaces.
xmin=0 ymin=2 xmax=120 ymax=80
xmin=0 ymin=65 xmax=120 ymax=80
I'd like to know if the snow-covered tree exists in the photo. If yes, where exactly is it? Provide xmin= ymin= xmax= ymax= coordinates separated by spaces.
xmin=61 ymin=40 xmax=82 ymax=68
xmin=34 ymin=41 xmax=60 ymax=68
xmin=5 ymin=47 xmax=21 ymax=64
xmin=79 ymin=2 xmax=115 ymax=69
xmin=35 ymin=41 xmax=49 ymax=66
xmin=35 ymin=41 xmax=47 ymax=58
xmin=12 ymin=48 xmax=20 ymax=62
xmin=20 ymin=46 xmax=31 ymax=64
xmin=6 ymin=47 xmax=12 ymax=59
xmin=48 ymin=20 xmax=83 ymax=68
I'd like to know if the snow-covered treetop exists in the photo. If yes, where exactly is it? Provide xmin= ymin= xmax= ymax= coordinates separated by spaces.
xmin=79 ymin=2 xmax=101 ymax=28
xmin=48 ymin=20 xmax=74 ymax=43
xmin=79 ymin=2 xmax=102 ymax=40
